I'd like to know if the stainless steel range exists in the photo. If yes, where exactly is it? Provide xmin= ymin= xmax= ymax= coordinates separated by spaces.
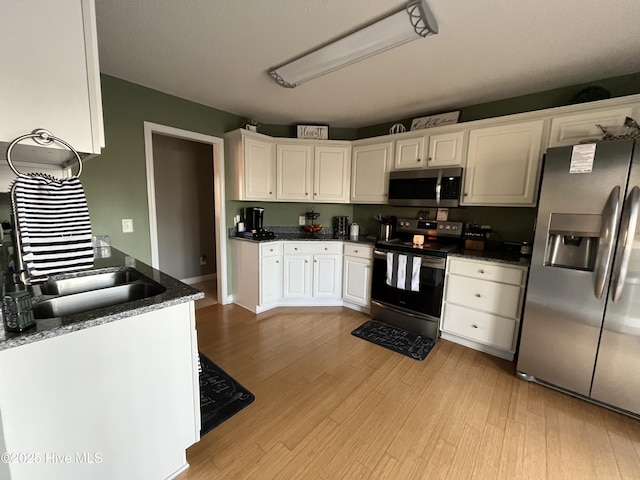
xmin=371 ymin=218 xmax=463 ymax=340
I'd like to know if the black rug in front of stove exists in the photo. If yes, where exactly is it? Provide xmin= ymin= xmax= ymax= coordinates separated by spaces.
xmin=351 ymin=320 xmax=435 ymax=361
xmin=199 ymin=352 xmax=255 ymax=437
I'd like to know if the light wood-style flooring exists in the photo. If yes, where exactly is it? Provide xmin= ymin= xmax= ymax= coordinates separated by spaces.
xmin=191 ymin=278 xmax=218 ymax=309
xmin=177 ymin=304 xmax=640 ymax=479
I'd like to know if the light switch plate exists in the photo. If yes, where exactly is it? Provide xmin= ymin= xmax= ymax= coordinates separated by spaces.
xmin=122 ymin=219 xmax=134 ymax=233
xmin=299 ymin=216 xmax=306 ymax=226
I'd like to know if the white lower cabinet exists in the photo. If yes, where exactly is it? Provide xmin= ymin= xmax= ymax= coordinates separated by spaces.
xmin=260 ymin=243 xmax=283 ymax=306
xmin=441 ymin=256 xmax=528 ymax=360
xmin=342 ymin=243 xmax=373 ymax=310
xmin=282 ymin=242 xmax=342 ymax=303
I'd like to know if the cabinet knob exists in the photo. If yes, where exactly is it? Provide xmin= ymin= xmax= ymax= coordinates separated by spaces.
xmin=314 ymin=192 xmax=317 ymax=195
xmin=354 ymin=250 xmax=358 ymax=253
xmin=269 ymin=191 xmax=272 ymax=194
xmin=464 ymin=193 xmax=468 ymax=196
xmin=478 ymin=269 xmax=485 ymax=274
xmin=314 ymin=260 xmax=317 ymax=263
xmin=270 ymin=248 xmax=273 ymax=252
xmin=475 ymin=293 xmax=482 ymax=298
xmin=276 ymin=260 xmax=279 ymax=263
xmin=305 ymin=260 xmax=308 ymax=263
xmin=471 ymin=324 xmax=478 ymax=329
xmin=428 ymin=157 xmax=433 ymax=161
xmin=305 ymin=192 xmax=308 ymax=195
xmin=324 ymin=247 xmax=328 ymax=251
xmin=417 ymin=158 xmax=421 ymax=162
xmin=294 ymin=247 xmax=298 ymax=250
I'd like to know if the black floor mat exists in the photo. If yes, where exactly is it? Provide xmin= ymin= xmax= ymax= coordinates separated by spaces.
xmin=351 ymin=320 xmax=435 ymax=361
xmin=199 ymin=352 xmax=255 ymax=437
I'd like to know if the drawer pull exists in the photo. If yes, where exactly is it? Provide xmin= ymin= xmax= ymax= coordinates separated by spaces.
xmin=324 ymin=247 xmax=328 ymax=251
xmin=475 ymin=293 xmax=482 ymax=298
xmin=471 ymin=324 xmax=478 ymax=329
xmin=478 ymin=269 xmax=485 ymax=274
xmin=354 ymin=250 xmax=358 ymax=253
xmin=270 ymin=248 xmax=273 ymax=252
xmin=294 ymin=247 xmax=298 ymax=251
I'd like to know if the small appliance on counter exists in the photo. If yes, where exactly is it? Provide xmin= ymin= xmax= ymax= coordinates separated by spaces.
xmin=236 ymin=206 xmax=275 ymax=240
xmin=378 ymin=216 xmax=397 ymax=241
xmin=333 ymin=216 xmax=349 ymax=238
xmin=464 ymin=224 xmax=487 ymax=251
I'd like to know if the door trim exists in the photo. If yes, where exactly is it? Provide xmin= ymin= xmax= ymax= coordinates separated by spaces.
xmin=143 ymin=122 xmax=229 ymax=304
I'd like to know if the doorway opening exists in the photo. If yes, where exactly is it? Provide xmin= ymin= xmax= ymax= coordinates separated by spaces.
xmin=143 ymin=122 xmax=227 ymax=305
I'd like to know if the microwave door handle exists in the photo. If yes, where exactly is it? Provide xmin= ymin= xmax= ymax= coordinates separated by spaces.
xmin=611 ymin=186 xmax=640 ymax=302
xmin=595 ymin=186 xmax=621 ymax=299
xmin=435 ymin=169 xmax=443 ymax=206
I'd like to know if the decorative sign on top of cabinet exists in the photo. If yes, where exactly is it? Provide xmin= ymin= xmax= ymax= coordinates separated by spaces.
xmin=462 ymin=119 xmax=544 ymax=207
xmin=277 ymin=142 xmax=351 ymax=202
xmin=0 ymin=0 xmax=104 ymax=164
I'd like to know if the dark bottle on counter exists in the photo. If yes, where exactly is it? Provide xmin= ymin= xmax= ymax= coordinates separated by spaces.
xmin=2 ymin=271 xmax=35 ymax=332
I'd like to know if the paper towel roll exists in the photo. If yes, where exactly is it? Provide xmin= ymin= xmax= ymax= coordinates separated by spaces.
xmin=350 ymin=223 xmax=359 ymax=239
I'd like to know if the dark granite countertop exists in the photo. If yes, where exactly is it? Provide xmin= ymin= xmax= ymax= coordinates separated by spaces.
xmin=233 ymin=234 xmax=377 ymax=245
xmin=449 ymin=248 xmax=531 ymax=267
xmin=0 ymin=247 xmax=203 ymax=352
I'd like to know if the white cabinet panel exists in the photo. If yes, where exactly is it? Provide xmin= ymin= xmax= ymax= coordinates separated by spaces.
xmin=445 ymin=275 xmax=521 ymax=319
xmin=276 ymin=143 xmax=312 ymax=201
xmin=393 ymin=136 xmax=425 ymax=170
xmin=548 ymin=106 xmax=639 ymax=148
xmin=463 ymin=120 xmax=544 ymax=206
xmin=447 ymin=259 xmax=524 ymax=285
xmin=0 ymin=0 xmax=104 ymax=160
xmin=313 ymin=254 xmax=342 ymax=298
xmin=442 ymin=303 xmax=516 ymax=351
xmin=245 ymin=137 xmax=277 ymax=200
xmin=314 ymin=145 xmax=351 ymax=202
xmin=351 ymin=141 xmax=393 ymax=203
xmin=260 ymin=255 xmax=282 ymax=306
xmin=343 ymin=255 xmax=371 ymax=307
xmin=283 ymin=254 xmax=312 ymax=298
xmin=427 ymin=131 xmax=466 ymax=168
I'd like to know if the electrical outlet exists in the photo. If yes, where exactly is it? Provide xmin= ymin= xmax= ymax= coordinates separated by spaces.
xmin=122 ymin=219 xmax=134 ymax=233
xmin=299 ymin=216 xmax=306 ymax=226
xmin=125 ymin=256 xmax=136 ymax=268
xmin=200 ymin=255 xmax=207 ymax=266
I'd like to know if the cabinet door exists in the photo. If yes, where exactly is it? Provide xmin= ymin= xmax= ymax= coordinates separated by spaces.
xmin=0 ymin=0 xmax=103 ymax=157
xmin=277 ymin=143 xmax=312 ymax=201
xmin=427 ymin=131 xmax=466 ymax=168
xmin=343 ymin=256 xmax=371 ymax=306
xmin=463 ymin=120 xmax=544 ymax=206
xmin=393 ymin=136 xmax=426 ymax=170
xmin=244 ymin=137 xmax=276 ymax=200
xmin=351 ymin=142 xmax=393 ymax=203
xmin=283 ymin=254 xmax=312 ymax=298
xmin=260 ymin=255 xmax=282 ymax=306
xmin=313 ymin=254 xmax=342 ymax=298
xmin=548 ymin=106 xmax=638 ymax=148
xmin=313 ymin=145 xmax=351 ymax=202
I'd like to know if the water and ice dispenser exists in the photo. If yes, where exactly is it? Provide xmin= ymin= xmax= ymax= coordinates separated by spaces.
xmin=544 ymin=213 xmax=601 ymax=272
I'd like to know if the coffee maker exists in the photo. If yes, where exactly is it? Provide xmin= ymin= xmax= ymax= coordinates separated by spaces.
xmin=238 ymin=207 xmax=275 ymax=240
xmin=245 ymin=207 xmax=264 ymax=232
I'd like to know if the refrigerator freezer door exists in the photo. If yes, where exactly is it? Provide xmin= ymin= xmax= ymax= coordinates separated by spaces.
xmin=591 ymin=143 xmax=640 ymax=415
xmin=517 ymin=140 xmax=634 ymax=396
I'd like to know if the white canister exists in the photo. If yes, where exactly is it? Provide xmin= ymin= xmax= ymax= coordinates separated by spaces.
xmin=350 ymin=223 xmax=359 ymax=239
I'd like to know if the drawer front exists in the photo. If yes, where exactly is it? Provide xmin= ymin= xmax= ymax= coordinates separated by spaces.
xmin=260 ymin=242 xmax=282 ymax=257
xmin=442 ymin=303 xmax=516 ymax=351
xmin=448 ymin=258 xmax=524 ymax=285
xmin=446 ymin=275 xmax=521 ymax=318
xmin=343 ymin=243 xmax=373 ymax=259
xmin=283 ymin=242 xmax=342 ymax=255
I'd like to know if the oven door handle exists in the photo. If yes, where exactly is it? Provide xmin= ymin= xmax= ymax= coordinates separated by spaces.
xmin=373 ymin=250 xmax=445 ymax=269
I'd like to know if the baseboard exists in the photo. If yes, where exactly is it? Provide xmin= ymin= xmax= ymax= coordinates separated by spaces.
xmin=165 ymin=460 xmax=189 ymax=480
xmin=342 ymin=301 xmax=370 ymax=314
xmin=439 ymin=331 xmax=514 ymax=361
xmin=181 ymin=273 xmax=217 ymax=285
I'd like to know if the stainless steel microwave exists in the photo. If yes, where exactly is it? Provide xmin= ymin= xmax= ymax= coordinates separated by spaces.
xmin=388 ymin=167 xmax=463 ymax=207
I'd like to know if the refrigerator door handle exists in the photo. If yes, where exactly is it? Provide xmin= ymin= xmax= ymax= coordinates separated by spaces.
xmin=611 ymin=186 xmax=640 ymax=302
xmin=595 ymin=186 xmax=621 ymax=299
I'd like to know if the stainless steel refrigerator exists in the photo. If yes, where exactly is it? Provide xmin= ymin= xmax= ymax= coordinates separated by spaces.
xmin=517 ymin=138 xmax=640 ymax=417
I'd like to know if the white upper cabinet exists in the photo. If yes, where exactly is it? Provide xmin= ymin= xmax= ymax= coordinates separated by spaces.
xmin=0 ymin=0 xmax=104 ymax=163
xmin=274 ymin=141 xmax=350 ymax=203
xmin=393 ymin=136 xmax=426 ymax=170
xmin=351 ymin=140 xmax=393 ymax=203
xmin=427 ymin=131 xmax=466 ymax=168
xmin=277 ymin=143 xmax=312 ymax=201
xmin=462 ymin=120 xmax=544 ymax=206
xmin=548 ymin=105 xmax=640 ymax=148
xmin=226 ymin=130 xmax=276 ymax=201
xmin=313 ymin=144 xmax=351 ymax=202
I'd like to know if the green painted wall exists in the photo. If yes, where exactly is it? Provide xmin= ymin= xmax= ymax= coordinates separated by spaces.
xmin=357 ymin=71 xmax=640 ymax=138
xmin=229 ymin=201 xmax=353 ymax=229
xmin=82 ymin=75 xmax=245 ymax=264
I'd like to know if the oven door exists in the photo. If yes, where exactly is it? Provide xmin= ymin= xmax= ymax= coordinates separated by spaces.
xmin=370 ymin=249 xmax=446 ymax=319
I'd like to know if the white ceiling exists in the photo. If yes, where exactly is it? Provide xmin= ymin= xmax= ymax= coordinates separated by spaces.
xmin=95 ymin=0 xmax=640 ymax=129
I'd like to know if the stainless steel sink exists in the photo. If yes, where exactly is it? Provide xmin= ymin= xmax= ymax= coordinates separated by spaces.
xmin=32 ymin=268 xmax=166 ymax=319
xmin=39 ymin=268 xmax=145 ymax=296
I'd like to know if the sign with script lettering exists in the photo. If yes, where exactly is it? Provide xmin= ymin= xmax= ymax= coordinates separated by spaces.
xmin=297 ymin=125 xmax=329 ymax=140
xmin=410 ymin=111 xmax=460 ymax=131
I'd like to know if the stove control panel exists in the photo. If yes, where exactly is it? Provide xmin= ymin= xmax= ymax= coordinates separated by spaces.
xmin=396 ymin=218 xmax=463 ymax=237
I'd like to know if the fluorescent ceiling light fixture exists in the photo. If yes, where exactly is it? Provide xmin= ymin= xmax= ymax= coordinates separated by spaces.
xmin=269 ymin=0 xmax=438 ymax=88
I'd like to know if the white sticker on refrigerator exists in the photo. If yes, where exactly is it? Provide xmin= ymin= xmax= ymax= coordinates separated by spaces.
xmin=569 ymin=144 xmax=596 ymax=173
